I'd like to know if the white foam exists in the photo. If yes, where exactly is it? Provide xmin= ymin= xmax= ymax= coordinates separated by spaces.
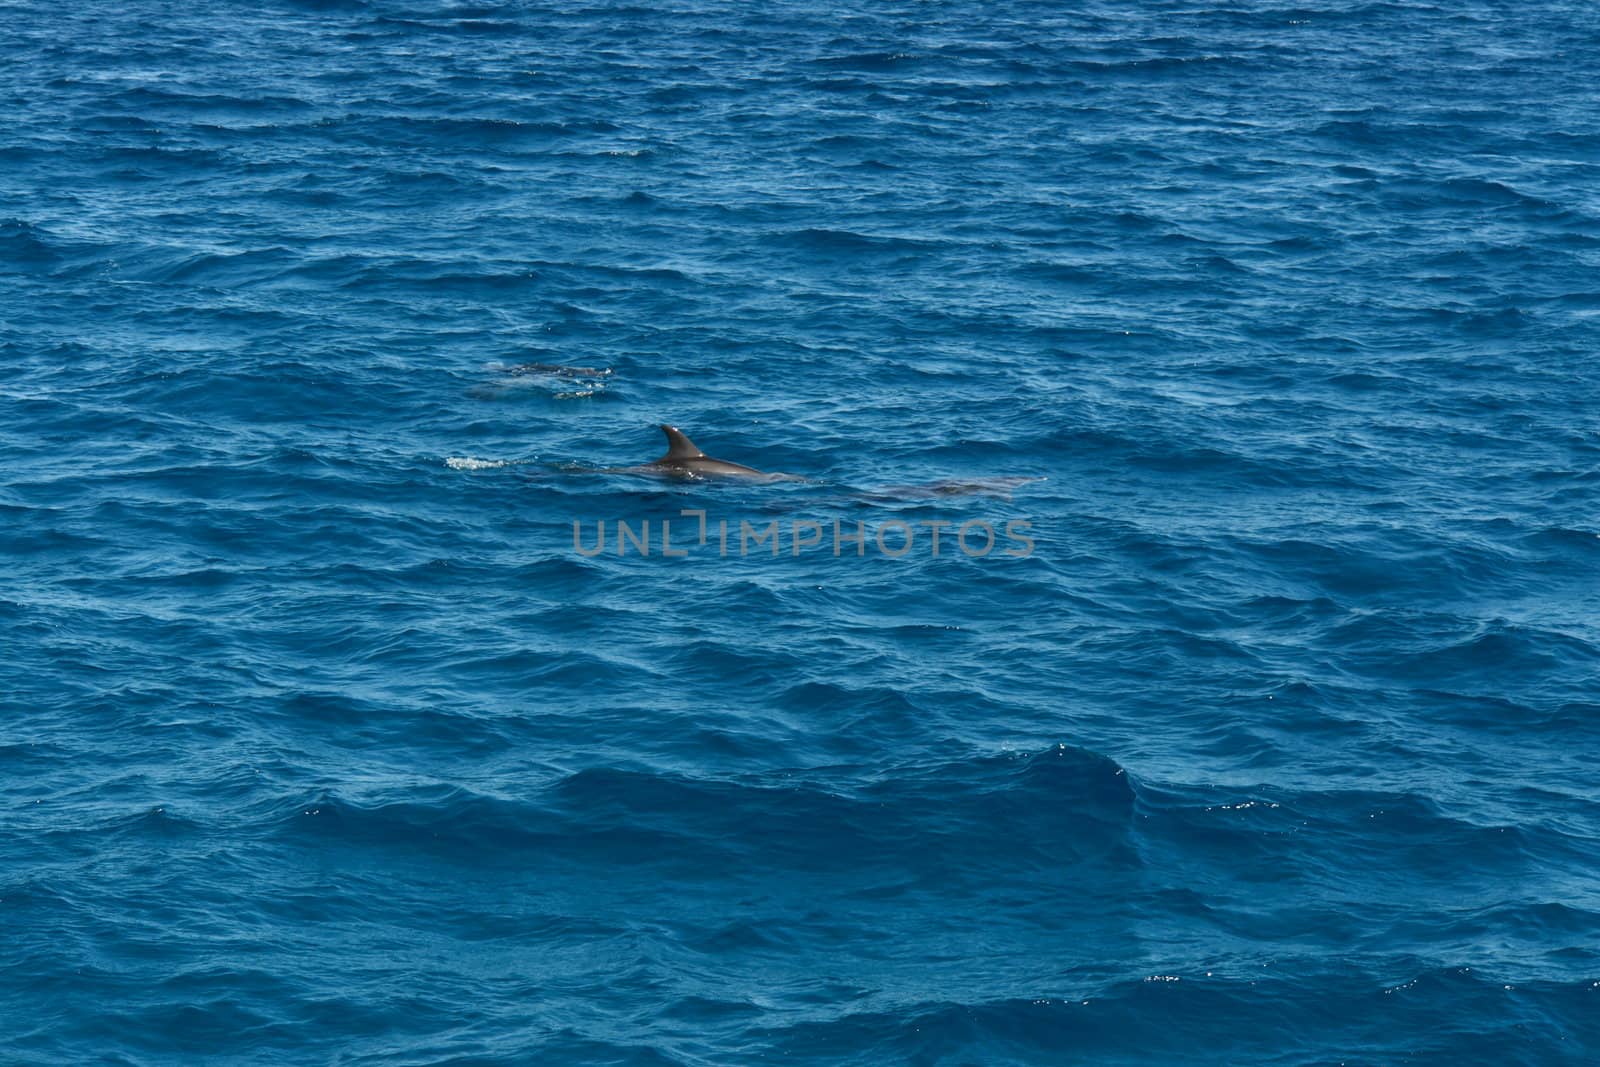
xmin=445 ymin=456 xmax=511 ymax=471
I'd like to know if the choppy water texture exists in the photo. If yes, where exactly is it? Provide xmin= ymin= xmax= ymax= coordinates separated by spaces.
xmin=4 ymin=0 xmax=1600 ymax=1062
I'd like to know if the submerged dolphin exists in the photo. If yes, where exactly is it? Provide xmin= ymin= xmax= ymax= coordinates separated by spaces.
xmin=625 ymin=424 xmax=782 ymax=479
xmin=865 ymin=476 xmax=1047 ymax=502
xmin=469 ymin=360 xmax=614 ymax=401
xmin=507 ymin=361 xmax=613 ymax=379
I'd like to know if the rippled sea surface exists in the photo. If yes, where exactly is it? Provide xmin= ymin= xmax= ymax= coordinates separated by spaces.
xmin=5 ymin=0 xmax=1600 ymax=1062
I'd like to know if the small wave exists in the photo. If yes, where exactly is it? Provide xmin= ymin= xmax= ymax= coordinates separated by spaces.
xmin=110 ymin=87 xmax=313 ymax=113
xmin=807 ymin=52 xmax=922 ymax=71
xmin=128 ymin=246 xmax=299 ymax=287
xmin=445 ymin=456 xmax=512 ymax=470
xmin=763 ymin=227 xmax=940 ymax=256
xmin=1067 ymin=54 xmax=1247 ymax=75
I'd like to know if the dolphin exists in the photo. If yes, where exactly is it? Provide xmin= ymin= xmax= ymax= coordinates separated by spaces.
xmin=599 ymin=424 xmax=798 ymax=481
xmin=642 ymin=424 xmax=774 ymax=478
xmin=449 ymin=424 xmax=1051 ymax=499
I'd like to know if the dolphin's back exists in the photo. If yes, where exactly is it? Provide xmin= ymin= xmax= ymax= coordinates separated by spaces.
xmin=646 ymin=424 xmax=772 ymax=477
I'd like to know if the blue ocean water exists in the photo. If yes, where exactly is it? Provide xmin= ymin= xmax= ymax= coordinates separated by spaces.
xmin=4 ymin=0 xmax=1599 ymax=1061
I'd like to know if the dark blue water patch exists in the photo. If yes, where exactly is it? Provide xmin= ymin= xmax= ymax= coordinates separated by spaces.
xmin=829 ymin=970 xmax=1590 ymax=1065
xmin=6 ymin=0 xmax=1600 ymax=1062
xmin=0 ymin=219 xmax=61 ymax=270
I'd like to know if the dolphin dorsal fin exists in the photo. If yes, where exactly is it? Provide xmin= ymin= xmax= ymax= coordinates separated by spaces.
xmin=659 ymin=424 xmax=705 ymax=461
